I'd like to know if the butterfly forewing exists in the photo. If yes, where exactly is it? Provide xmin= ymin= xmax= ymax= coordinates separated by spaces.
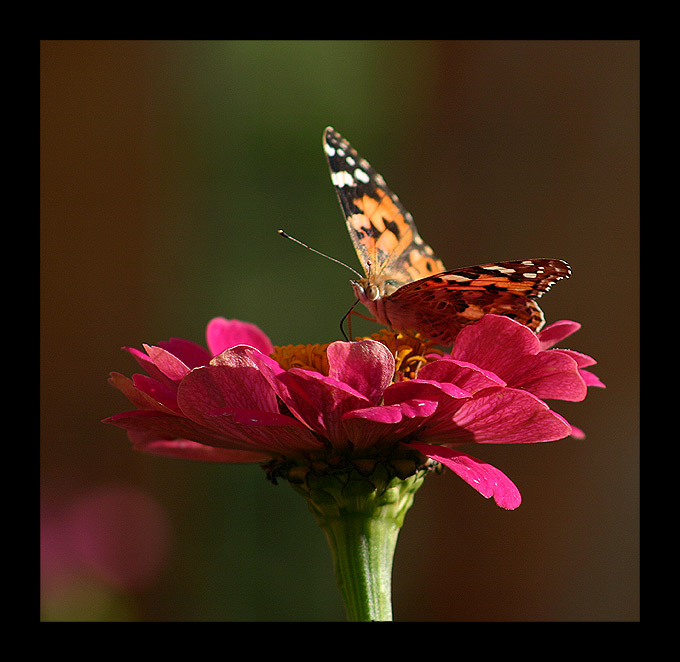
xmin=324 ymin=127 xmax=445 ymax=287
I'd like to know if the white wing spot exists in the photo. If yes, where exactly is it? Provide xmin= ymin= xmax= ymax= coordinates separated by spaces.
xmin=331 ymin=171 xmax=355 ymax=188
xmin=354 ymin=168 xmax=370 ymax=184
xmin=483 ymin=265 xmax=517 ymax=275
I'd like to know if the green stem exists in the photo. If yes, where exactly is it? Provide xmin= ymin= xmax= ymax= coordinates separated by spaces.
xmin=321 ymin=512 xmax=399 ymax=621
xmin=287 ymin=460 xmax=430 ymax=622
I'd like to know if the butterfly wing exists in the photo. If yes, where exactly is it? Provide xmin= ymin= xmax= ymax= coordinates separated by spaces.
xmin=324 ymin=127 xmax=445 ymax=289
xmin=384 ymin=259 xmax=571 ymax=344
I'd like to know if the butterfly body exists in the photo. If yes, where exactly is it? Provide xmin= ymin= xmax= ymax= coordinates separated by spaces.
xmin=324 ymin=127 xmax=570 ymax=345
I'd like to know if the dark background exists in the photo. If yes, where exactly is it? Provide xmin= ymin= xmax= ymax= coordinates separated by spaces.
xmin=41 ymin=40 xmax=639 ymax=621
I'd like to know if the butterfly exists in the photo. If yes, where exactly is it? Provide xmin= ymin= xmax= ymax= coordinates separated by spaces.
xmin=323 ymin=126 xmax=571 ymax=345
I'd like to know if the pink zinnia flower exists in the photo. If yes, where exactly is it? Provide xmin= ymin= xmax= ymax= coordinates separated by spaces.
xmin=104 ymin=315 xmax=603 ymax=510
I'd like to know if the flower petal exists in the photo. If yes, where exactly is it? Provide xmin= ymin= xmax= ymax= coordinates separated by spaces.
xmin=451 ymin=315 xmax=540 ymax=377
xmin=182 ymin=347 xmax=279 ymax=413
xmin=420 ymin=387 xmax=572 ymax=444
xmin=107 ymin=372 xmax=176 ymax=414
xmin=247 ymin=348 xmax=374 ymax=449
xmin=177 ymin=351 xmax=323 ymax=454
xmin=142 ymin=344 xmax=192 ymax=382
xmin=409 ymin=443 xmax=522 ymax=509
xmin=383 ymin=378 xmax=470 ymax=406
xmin=155 ymin=337 xmax=212 ymax=369
xmin=579 ymin=369 xmax=605 ymax=388
xmin=206 ymin=317 xmax=274 ymax=356
xmin=103 ymin=409 xmax=263 ymax=451
xmin=537 ymin=320 xmax=581 ymax=350
xmin=418 ymin=358 xmax=506 ymax=393
xmin=451 ymin=315 xmax=587 ymax=402
xmin=326 ymin=339 xmax=394 ymax=405
xmin=131 ymin=374 xmax=181 ymax=412
xmin=131 ymin=437 xmax=272 ymax=463
xmin=342 ymin=398 xmax=439 ymax=451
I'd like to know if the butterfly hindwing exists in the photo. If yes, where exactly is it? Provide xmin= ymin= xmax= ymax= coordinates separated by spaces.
xmin=387 ymin=259 xmax=571 ymax=343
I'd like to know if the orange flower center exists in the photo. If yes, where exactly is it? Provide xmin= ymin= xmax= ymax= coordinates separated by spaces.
xmin=271 ymin=330 xmax=443 ymax=381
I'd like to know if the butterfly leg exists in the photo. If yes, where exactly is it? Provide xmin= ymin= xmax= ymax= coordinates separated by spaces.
xmin=340 ymin=298 xmax=378 ymax=341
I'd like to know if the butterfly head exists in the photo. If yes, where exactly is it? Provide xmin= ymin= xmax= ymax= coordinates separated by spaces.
xmin=351 ymin=278 xmax=377 ymax=303
xmin=351 ymin=276 xmax=403 ymax=304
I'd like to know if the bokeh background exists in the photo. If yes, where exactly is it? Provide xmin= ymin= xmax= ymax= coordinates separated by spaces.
xmin=40 ymin=40 xmax=639 ymax=621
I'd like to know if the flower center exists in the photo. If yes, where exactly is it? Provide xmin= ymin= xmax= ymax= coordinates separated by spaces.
xmin=271 ymin=342 xmax=331 ymax=374
xmin=271 ymin=330 xmax=442 ymax=381
xmin=366 ymin=330 xmax=444 ymax=380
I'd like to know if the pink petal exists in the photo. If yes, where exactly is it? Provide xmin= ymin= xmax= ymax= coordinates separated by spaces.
xmin=418 ymin=358 xmax=506 ymax=393
xmin=103 ymin=409 xmax=261 ymax=451
xmin=327 ymin=340 xmax=394 ymax=405
xmin=340 ymin=379 xmax=467 ymax=452
xmin=451 ymin=316 xmax=587 ymax=402
xmin=123 ymin=346 xmax=172 ymax=385
xmin=206 ymin=317 xmax=274 ymax=356
xmin=342 ymin=398 xmax=439 ymax=452
xmin=409 ymin=443 xmax=522 ymax=509
xmin=201 ymin=346 xmax=280 ymax=411
xmin=551 ymin=348 xmax=594 ymax=368
xmin=550 ymin=350 xmax=605 ymax=388
xmin=383 ymin=378 xmax=471 ymax=406
xmin=176 ymin=362 xmax=277 ymax=422
xmin=142 ymin=344 xmax=192 ymax=382
xmin=131 ymin=374 xmax=180 ymax=412
xmin=156 ymin=337 xmax=212 ymax=369
xmin=177 ymin=354 xmax=321 ymax=454
xmin=510 ymin=352 xmax=588 ymax=402
xmin=108 ymin=372 xmax=176 ymax=414
xmin=246 ymin=348 xmax=373 ymax=449
xmin=420 ymin=387 xmax=572 ymax=444
xmin=579 ymin=369 xmax=606 ymax=388
xmin=132 ymin=438 xmax=272 ymax=463
xmin=282 ymin=368 xmax=371 ymax=449
xmin=452 ymin=315 xmax=540 ymax=378
xmin=537 ymin=320 xmax=582 ymax=350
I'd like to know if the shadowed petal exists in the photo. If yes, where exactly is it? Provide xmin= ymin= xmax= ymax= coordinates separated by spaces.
xmin=155 ymin=337 xmax=212 ymax=369
xmin=103 ymin=410 xmax=264 ymax=451
xmin=131 ymin=437 xmax=272 ymax=463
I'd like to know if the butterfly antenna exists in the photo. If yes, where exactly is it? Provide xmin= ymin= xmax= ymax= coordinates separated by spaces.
xmin=278 ymin=229 xmax=362 ymax=278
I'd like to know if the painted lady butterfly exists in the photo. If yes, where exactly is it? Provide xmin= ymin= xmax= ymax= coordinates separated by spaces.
xmin=323 ymin=127 xmax=571 ymax=345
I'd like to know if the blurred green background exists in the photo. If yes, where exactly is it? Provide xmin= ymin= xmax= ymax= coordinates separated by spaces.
xmin=40 ymin=40 xmax=639 ymax=621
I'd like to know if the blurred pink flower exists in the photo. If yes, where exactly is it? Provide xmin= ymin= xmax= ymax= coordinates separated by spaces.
xmin=104 ymin=315 xmax=603 ymax=510
xmin=41 ymin=485 xmax=171 ymax=595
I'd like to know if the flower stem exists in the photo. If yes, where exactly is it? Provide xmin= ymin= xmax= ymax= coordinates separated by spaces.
xmin=321 ymin=512 xmax=399 ymax=621
xmin=288 ymin=460 xmax=430 ymax=622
